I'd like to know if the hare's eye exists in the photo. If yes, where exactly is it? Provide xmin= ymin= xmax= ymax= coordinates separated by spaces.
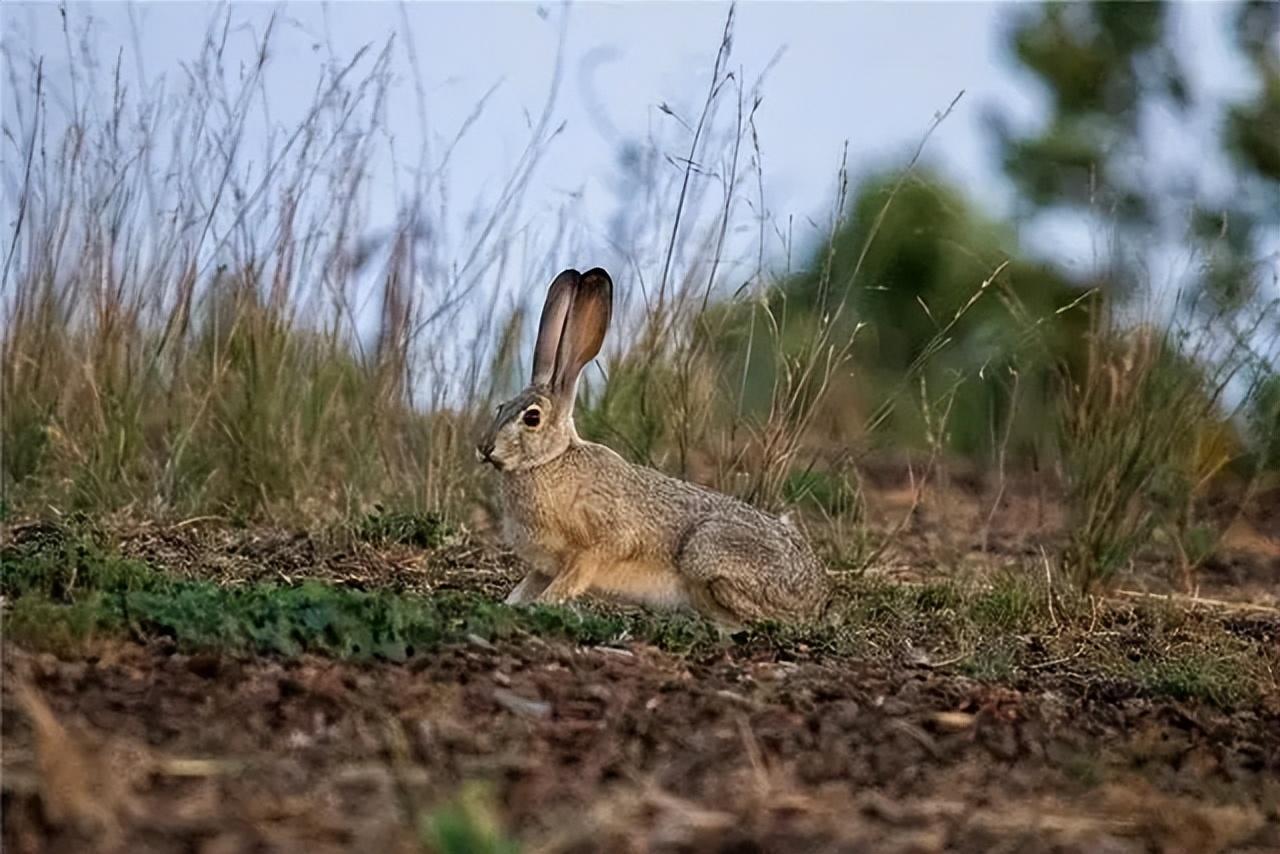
xmin=522 ymin=408 xmax=542 ymax=428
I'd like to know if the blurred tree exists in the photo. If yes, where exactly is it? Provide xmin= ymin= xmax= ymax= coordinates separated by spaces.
xmin=727 ymin=1 xmax=1280 ymax=462
xmin=992 ymin=0 xmax=1279 ymax=460
xmin=1215 ymin=1 xmax=1280 ymax=459
xmin=995 ymin=2 xmax=1188 ymax=238
xmin=993 ymin=1 xmax=1278 ymax=314
xmin=717 ymin=169 xmax=1092 ymax=460
xmin=601 ymin=1 xmax=1278 ymax=469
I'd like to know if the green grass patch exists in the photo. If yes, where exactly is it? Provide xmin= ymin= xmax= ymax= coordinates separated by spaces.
xmin=0 ymin=524 xmax=725 ymax=659
xmin=1134 ymin=654 xmax=1249 ymax=707
xmin=4 ymin=595 xmax=120 ymax=657
xmin=420 ymin=782 xmax=521 ymax=854
xmin=961 ymin=638 xmax=1022 ymax=682
xmin=1 ymin=523 xmax=1274 ymax=710
xmin=834 ymin=575 xmax=1056 ymax=641
xmin=355 ymin=507 xmax=455 ymax=549
xmin=966 ymin=572 xmax=1041 ymax=630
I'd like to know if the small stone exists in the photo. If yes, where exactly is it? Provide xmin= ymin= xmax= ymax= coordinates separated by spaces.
xmin=493 ymin=688 xmax=551 ymax=720
xmin=929 ymin=711 xmax=976 ymax=732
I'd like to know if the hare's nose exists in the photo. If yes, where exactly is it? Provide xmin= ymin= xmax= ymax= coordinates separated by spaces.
xmin=476 ymin=442 xmax=495 ymax=462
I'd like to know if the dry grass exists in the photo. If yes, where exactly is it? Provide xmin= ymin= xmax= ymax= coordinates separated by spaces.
xmin=1056 ymin=290 xmax=1277 ymax=592
xmin=0 ymin=7 xmax=970 ymax=533
xmin=10 ymin=678 xmax=134 ymax=844
xmin=3 ymin=6 xmax=1275 ymax=594
xmin=2 ymin=13 xmax=516 ymax=522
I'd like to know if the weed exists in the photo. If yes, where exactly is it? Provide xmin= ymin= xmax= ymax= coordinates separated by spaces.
xmin=0 ymin=524 xmax=156 ymax=601
xmin=420 ymin=782 xmax=520 ymax=854
xmin=783 ymin=469 xmax=859 ymax=515
xmin=912 ymin=583 xmax=963 ymax=614
xmin=1132 ymin=654 xmax=1251 ymax=708
xmin=967 ymin=573 xmax=1041 ymax=630
xmin=4 ymin=595 xmax=120 ymax=655
xmin=963 ymin=640 xmax=1021 ymax=682
xmin=1057 ymin=302 xmax=1270 ymax=592
xmin=356 ymin=508 xmax=455 ymax=549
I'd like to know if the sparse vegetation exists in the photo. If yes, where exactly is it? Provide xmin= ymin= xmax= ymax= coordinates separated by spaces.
xmin=420 ymin=783 xmax=521 ymax=854
xmin=2 ymin=3 xmax=1274 ymax=588
xmin=355 ymin=507 xmax=456 ymax=550
xmin=1057 ymin=320 xmax=1211 ymax=589
xmin=3 ymin=2 xmax=1279 ymax=852
xmin=2 ymin=522 xmax=1273 ymax=710
xmin=1056 ymin=302 xmax=1273 ymax=592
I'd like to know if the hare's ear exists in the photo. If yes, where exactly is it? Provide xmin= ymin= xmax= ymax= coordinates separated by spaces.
xmin=552 ymin=267 xmax=612 ymax=403
xmin=531 ymin=269 xmax=579 ymax=386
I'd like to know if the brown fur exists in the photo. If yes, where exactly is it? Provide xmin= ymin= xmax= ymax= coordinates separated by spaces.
xmin=477 ymin=268 xmax=831 ymax=627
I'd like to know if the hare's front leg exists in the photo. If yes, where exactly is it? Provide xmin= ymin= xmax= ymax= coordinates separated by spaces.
xmin=505 ymin=571 xmax=552 ymax=605
xmin=534 ymin=552 xmax=600 ymax=605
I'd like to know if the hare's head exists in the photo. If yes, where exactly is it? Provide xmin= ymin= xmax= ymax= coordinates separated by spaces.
xmin=476 ymin=268 xmax=612 ymax=472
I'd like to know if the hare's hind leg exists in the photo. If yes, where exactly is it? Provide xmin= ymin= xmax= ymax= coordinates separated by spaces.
xmin=684 ymin=583 xmax=747 ymax=631
xmin=678 ymin=518 xmax=794 ymax=624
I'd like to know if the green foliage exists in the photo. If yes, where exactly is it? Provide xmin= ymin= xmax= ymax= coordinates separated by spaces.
xmin=356 ymin=507 xmax=455 ymax=549
xmin=186 ymin=288 xmax=376 ymax=515
xmin=575 ymin=354 xmax=677 ymax=467
xmin=4 ymin=595 xmax=121 ymax=656
xmin=1225 ymin=1 xmax=1280 ymax=182
xmin=717 ymin=170 xmax=1090 ymax=459
xmin=834 ymin=576 xmax=1055 ymax=641
xmin=1056 ymin=317 xmax=1253 ymax=590
xmin=910 ymin=583 xmax=963 ymax=614
xmin=998 ymin=1 xmax=1279 ymax=583
xmin=0 ymin=523 xmax=158 ymax=601
xmin=782 ymin=469 xmax=859 ymax=515
xmin=0 ymin=524 xmax=725 ymax=659
xmin=1013 ymin=2 xmax=1171 ymax=116
xmin=1135 ymin=655 xmax=1249 ymax=708
xmin=999 ymin=2 xmax=1185 ymax=225
xmin=966 ymin=572 xmax=1039 ymax=630
xmin=420 ymin=783 xmax=520 ymax=854
xmin=1 ymin=524 xmax=1270 ymax=709
xmin=962 ymin=640 xmax=1021 ymax=682
xmin=998 ymin=1 xmax=1278 ymax=322
xmin=1248 ymin=372 xmax=1280 ymax=470
xmin=1058 ymin=329 xmax=1188 ymax=588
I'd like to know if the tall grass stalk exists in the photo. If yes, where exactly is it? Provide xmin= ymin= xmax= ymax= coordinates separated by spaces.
xmin=2 ymin=9 xmax=561 ymax=522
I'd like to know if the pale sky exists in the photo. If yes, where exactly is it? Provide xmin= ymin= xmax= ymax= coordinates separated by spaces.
xmin=6 ymin=3 xmax=1031 ymax=228
xmin=3 ymin=2 xmax=1260 ymax=318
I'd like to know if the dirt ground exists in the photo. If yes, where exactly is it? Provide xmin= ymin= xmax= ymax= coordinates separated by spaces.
xmin=3 ymin=478 xmax=1279 ymax=853
xmin=850 ymin=464 xmax=1280 ymax=608
xmin=4 ymin=621 xmax=1279 ymax=854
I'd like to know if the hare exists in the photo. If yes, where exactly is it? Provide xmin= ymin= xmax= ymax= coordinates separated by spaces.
xmin=476 ymin=268 xmax=832 ymax=627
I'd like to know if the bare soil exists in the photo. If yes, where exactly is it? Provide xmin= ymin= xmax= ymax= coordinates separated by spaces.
xmin=3 ymin=478 xmax=1279 ymax=853
xmin=4 ymin=590 xmax=1280 ymax=852
xmin=5 ymin=630 xmax=1280 ymax=854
